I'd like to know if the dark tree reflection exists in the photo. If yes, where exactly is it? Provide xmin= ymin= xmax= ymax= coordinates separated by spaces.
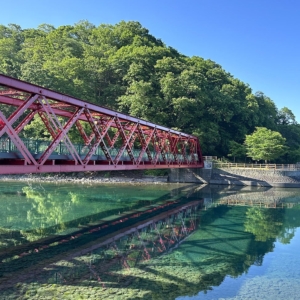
xmin=244 ymin=207 xmax=284 ymax=242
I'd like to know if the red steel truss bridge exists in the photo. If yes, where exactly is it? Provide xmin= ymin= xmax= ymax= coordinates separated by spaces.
xmin=0 ymin=74 xmax=203 ymax=174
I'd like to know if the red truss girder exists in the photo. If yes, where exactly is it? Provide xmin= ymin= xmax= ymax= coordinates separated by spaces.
xmin=0 ymin=74 xmax=203 ymax=174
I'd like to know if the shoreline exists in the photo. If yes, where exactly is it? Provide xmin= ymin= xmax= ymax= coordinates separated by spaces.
xmin=0 ymin=171 xmax=169 ymax=185
xmin=2 ymin=168 xmax=300 ymax=188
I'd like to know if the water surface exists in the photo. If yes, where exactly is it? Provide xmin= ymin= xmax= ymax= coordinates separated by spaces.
xmin=1 ymin=183 xmax=300 ymax=299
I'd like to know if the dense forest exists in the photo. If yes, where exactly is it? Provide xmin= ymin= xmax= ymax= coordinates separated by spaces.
xmin=0 ymin=21 xmax=299 ymax=162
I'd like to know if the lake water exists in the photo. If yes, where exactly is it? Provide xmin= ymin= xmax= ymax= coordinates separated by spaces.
xmin=0 ymin=182 xmax=300 ymax=299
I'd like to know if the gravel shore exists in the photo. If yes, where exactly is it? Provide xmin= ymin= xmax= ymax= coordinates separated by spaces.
xmin=0 ymin=170 xmax=169 ymax=184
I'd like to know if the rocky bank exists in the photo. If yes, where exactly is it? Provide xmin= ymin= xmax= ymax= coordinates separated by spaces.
xmin=0 ymin=170 xmax=168 ymax=184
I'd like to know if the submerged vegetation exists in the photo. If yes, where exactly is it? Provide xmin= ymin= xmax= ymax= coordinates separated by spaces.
xmin=0 ymin=21 xmax=300 ymax=161
xmin=1 ymin=186 xmax=300 ymax=299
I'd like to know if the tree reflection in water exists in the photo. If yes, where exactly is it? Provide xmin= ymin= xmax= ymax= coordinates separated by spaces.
xmin=244 ymin=207 xmax=284 ymax=242
xmin=0 ymin=182 xmax=185 ymax=250
xmin=1 ymin=184 xmax=300 ymax=299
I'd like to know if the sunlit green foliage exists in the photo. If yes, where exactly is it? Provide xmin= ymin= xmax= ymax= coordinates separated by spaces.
xmin=0 ymin=21 xmax=298 ymax=159
xmin=244 ymin=127 xmax=287 ymax=162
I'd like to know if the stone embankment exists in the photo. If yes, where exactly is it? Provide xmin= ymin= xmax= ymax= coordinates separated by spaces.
xmin=0 ymin=170 xmax=168 ymax=184
xmin=211 ymin=168 xmax=300 ymax=187
xmin=169 ymin=167 xmax=300 ymax=187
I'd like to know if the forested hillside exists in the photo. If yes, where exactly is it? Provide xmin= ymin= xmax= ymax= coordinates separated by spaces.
xmin=1 ymin=21 xmax=299 ymax=161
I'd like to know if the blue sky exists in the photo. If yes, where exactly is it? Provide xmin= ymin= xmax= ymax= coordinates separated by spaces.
xmin=1 ymin=0 xmax=300 ymax=120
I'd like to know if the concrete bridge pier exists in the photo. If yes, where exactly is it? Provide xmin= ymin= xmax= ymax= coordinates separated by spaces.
xmin=168 ymin=168 xmax=211 ymax=184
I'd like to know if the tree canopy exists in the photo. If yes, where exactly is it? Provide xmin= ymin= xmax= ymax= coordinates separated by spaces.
xmin=0 ymin=21 xmax=299 ymax=161
xmin=244 ymin=127 xmax=287 ymax=162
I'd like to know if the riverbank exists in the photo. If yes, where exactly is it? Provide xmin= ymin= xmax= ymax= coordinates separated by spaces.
xmin=3 ymin=167 xmax=300 ymax=188
xmin=169 ymin=167 xmax=300 ymax=188
xmin=0 ymin=170 xmax=168 ymax=184
xmin=211 ymin=168 xmax=300 ymax=187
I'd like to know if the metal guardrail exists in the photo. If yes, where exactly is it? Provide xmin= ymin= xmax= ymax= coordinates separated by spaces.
xmin=0 ymin=137 xmax=198 ymax=162
xmin=214 ymin=162 xmax=300 ymax=170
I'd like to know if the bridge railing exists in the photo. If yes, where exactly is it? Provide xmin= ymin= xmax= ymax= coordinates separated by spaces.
xmin=214 ymin=162 xmax=300 ymax=170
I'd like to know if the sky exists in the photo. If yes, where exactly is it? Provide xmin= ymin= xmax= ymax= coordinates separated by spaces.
xmin=1 ymin=0 xmax=300 ymax=120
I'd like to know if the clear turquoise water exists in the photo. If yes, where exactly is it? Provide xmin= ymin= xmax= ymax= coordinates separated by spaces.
xmin=0 ymin=182 xmax=186 ymax=248
xmin=176 ymin=186 xmax=300 ymax=300
xmin=1 ymin=183 xmax=300 ymax=299
xmin=181 ymin=231 xmax=300 ymax=299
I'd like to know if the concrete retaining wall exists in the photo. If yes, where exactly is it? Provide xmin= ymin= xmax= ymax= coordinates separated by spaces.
xmin=169 ymin=167 xmax=300 ymax=187
xmin=168 ymin=168 xmax=211 ymax=184
xmin=214 ymin=168 xmax=300 ymax=181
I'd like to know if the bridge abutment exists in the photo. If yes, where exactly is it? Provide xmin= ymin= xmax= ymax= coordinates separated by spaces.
xmin=168 ymin=168 xmax=212 ymax=183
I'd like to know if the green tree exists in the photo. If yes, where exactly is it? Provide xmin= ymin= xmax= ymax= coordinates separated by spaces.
xmin=276 ymin=124 xmax=300 ymax=163
xmin=228 ymin=141 xmax=247 ymax=162
xmin=0 ymin=20 xmax=297 ymax=158
xmin=0 ymin=24 xmax=24 ymax=77
xmin=277 ymin=107 xmax=297 ymax=125
xmin=244 ymin=127 xmax=287 ymax=162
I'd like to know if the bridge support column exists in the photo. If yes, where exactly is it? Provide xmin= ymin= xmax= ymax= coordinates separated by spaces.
xmin=168 ymin=168 xmax=211 ymax=184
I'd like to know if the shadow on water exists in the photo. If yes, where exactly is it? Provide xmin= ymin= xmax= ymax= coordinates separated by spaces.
xmin=1 ymin=183 xmax=300 ymax=299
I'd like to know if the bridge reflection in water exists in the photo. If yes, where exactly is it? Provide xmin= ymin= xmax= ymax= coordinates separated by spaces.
xmin=0 ymin=184 xmax=203 ymax=297
xmin=46 ymin=201 xmax=201 ymax=287
xmin=2 ymin=184 xmax=300 ymax=299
